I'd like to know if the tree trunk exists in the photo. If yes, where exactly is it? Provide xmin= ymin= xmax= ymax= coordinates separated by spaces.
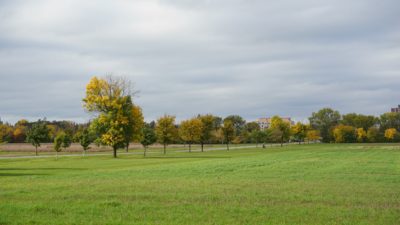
xmin=113 ymin=146 xmax=117 ymax=158
xmin=35 ymin=146 xmax=38 ymax=156
xmin=226 ymin=142 xmax=229 ymax=151
xmin=56 ymin=151 xmax=58 ymax=160
xmin=163 ymin=144 xmax=166 ymax=155
xmin=126 ymin=142 xmax=129 ymax=152
xmin=144 ymin=147 xmax=147 ymax=157
xmin=201 ymin=142 xmax=204 ymax=152
xmin=189 ymin=143 xmax=191 ymax=153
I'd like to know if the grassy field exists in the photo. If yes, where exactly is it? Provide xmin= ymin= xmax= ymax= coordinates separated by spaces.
xmin=0 ymin=144 xmax=399 ymax=225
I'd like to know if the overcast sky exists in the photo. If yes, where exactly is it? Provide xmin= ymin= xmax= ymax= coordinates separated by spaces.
xmin=0 ymin=0 xmax=399 ymax=124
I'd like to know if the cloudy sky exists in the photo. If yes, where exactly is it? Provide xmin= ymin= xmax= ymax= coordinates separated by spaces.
xmin=0 ymin=0 xmax=399 ymax=124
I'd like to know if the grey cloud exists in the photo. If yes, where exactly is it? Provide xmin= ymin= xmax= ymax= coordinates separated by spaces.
xmin=0 ymin=0 xmax=399 ymax=124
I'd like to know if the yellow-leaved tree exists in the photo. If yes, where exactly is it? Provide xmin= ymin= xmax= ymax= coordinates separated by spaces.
xmin=83 ymin=76 xmax=143 ymax=158
xmin=384 ymin=128 xmax=397 ymax=142
xmin=356 ymin=128 xmax=367 ymax=143
xmin=155 ymin=115 xmax=178 ymax=155
xmin=270 ymin=116 xmax=291 ymax=147
xmin=179 ymin=118 xmax=202 ymax=152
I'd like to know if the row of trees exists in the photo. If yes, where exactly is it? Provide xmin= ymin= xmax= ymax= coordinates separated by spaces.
xmin=309 ymin=108 xmax=400 ymax=143
xmin=0 ymin=119 xmax=85 ymax=144
xmin=1 ymin=76 xmax=399 ymax=158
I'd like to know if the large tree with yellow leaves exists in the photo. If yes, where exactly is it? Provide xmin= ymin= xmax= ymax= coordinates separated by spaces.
xmin=83 ymin=76 xmax=143 ymax=158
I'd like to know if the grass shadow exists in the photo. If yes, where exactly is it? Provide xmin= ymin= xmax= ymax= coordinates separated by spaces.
xmin=0 ymin=168 xmax=86 ymax=171
xmin=0 ymin=173 xmax=48 ymax=177
xmin=143 ymin=156 xmax=231 ymax=159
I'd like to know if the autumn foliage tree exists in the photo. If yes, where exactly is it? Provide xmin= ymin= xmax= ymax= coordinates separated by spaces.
xmin=291 ymin=122 xmax=308 ymax=144
xmin=270 ymin=116 xmax=291 ymax=147
xmin=179 ymin=118 xmax=202 ymax=152
xmin=83 ymin=76 xmax=143 ymax=158
xmin=306 ymin=130 xmax=320 ymax=143
xmin=384 ymin=128 xmax=397 ymax=142
xmin=333 ymin=125 xmax=356 ymax=143
xmin=198 ymin=114 xmax=215 ymax=152
xmin=155 ymin=115 xmax=177 ymax=155
xmin=222 ymin=120 xmax=235 ymax=151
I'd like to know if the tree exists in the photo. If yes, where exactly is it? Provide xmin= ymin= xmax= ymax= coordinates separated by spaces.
xmin=26 ymin=120 xmax=50 ymax=156
xmin=268 ymin=128 xmax=283 ymax=144
xmin=179 ymin=118 xmax=202 ymax=152
xmin=291 ymin=122 xmax=308 ymax=144
xmin=223 ymin=115 xmax=246 ymax=136
xmin=155 ymin=115 xmax=177 ymax=155
xmin=379 ymin=113 xmax=400 ymax=131
xmin=222 ymin=120 xmax=235 ymax=151
xmin=306 ymin=130 xmax=320 ymax=143
xmin=54 ymin=133 xmax=64 ymax=160
xmin=62 ymin=134 xmax=72 ymax=151
xmin=83 ymin=76 xmax=139 ymax=158
xmin=309 ymin=108 xmax=340 ymax=143
xmin=384 ymin=128 xmax=397 ymax=142
xmin=0 ymin=123 xmax=13 ymax=143
xmin=250 ymin=130 xmax=267 ymax=147
xmin=341 ymin=113 xmax=377 ymax=131
xmin=367 ymin=127 xmax=381 ymax=143
xmin=79 ymin=128 xmax=93 ymax=156
xmin=122 ymin=100 xmax=144 ymax=152
xmin=246 ymin=122 xmax=260 ymax=133
xmin=198 ymin=114 xmax=215 ymax=152
xmin=270 ymin=116 xmax=291 ymax=147
xmin=356 ymin=128 xmax=367 ymax=143
xmin=333 ymin=125 xmax=356 ymax=143
xmin=141 ymin=126 xmax=157 ymax=157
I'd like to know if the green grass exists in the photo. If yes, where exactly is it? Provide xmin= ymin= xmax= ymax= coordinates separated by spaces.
xmin=1 ymin=144 xmax=399 ymax=225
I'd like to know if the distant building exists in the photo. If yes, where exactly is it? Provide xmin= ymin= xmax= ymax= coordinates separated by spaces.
xmin=391 ymin=105 xmax=400 ymax=113
xmin=257 ymin=117 xmax=294 ymax=130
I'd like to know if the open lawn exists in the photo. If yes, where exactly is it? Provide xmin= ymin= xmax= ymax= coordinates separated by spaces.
xmin=0 ymin=144 xmax=399 ymax=225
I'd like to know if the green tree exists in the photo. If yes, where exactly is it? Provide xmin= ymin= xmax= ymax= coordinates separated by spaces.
xmin=270 ymin=116 xmax=291 ymax=147
xmin=223 ymin=115 xmax=246 ymax=136
xmin=155 ymin=115 xmax=177 ymax=155
xmin=83 ymin=76 xmax=139 ymax=158
xmin=222 ymin=120 xmax=235 ymax=151
xmin=246 ymin=122 xmax=260 ymax=133
xmin=367 ymin=127 xmax=381 ymax=143
xmin=122 ymin=100 xmax=144 ymax=152
xmin=141 ymin=126 xmax=157 ymax=157
xmin=179 ymin=118 xmax=202 ymax=152
xmin=379 ymin=113 xmax=400 ymax=131
xmin=26 ymin=120 xmax=50 ymax=156
xmin=198 ymin=114 xmax=215 ymax=152
xmin=79 ymin=128 xmax=93 ymax=156
xmin=54 ymin=133 xmax=64 ymax=160
xmin=341 ymin=113 xmax=377 ymax=131
xmin=309 ymin=108 xmax=341 ymax=143
xmin=62 ymin=134 xmax=72 ymax=151
xmin=250 ymin=130 xmax=267 ymax=147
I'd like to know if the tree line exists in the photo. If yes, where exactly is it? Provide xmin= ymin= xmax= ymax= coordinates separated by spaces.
xmin=1 ymin=76 xmax=399 ymax=158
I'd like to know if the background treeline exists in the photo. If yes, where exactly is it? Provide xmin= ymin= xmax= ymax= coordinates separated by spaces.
xmin=1 ymin=108 xmax=399 ymax=146
xmin=1 ymin=76 xmax=399 ymax=158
